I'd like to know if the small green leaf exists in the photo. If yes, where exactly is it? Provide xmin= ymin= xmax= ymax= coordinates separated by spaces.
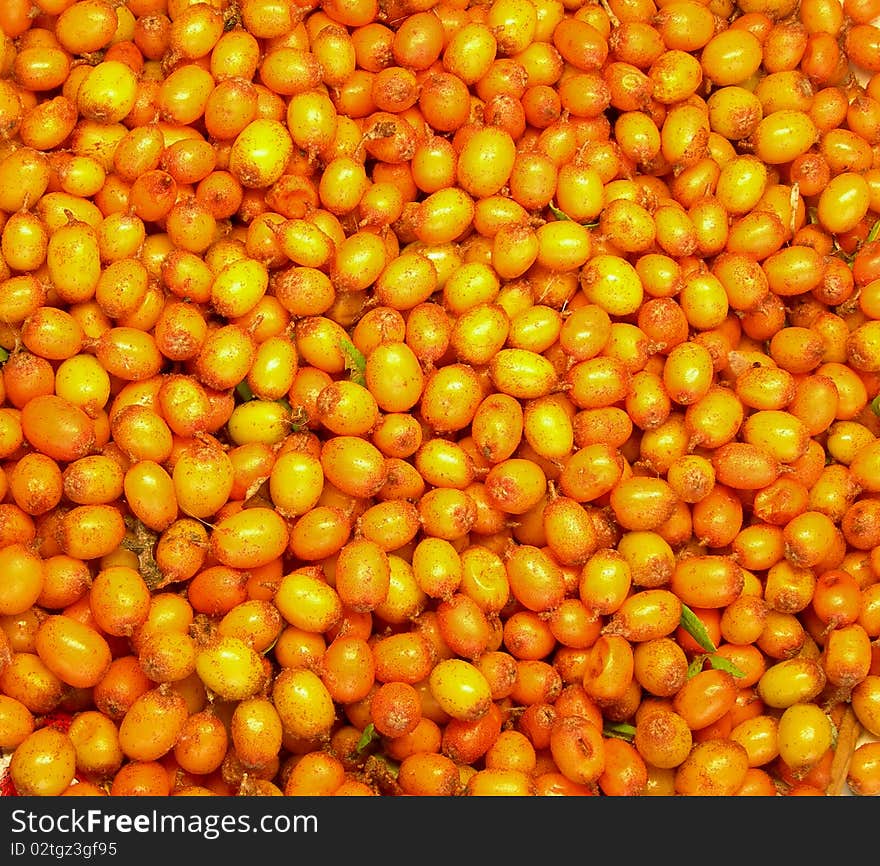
xmin=548 ymin=201 xmax=600 ymax=228
xmin=686 ymin=651 xmax=746 ymax=680
xmin=707 ymin=654 xmax=745 ymax=678
xmin=356 ymin=723 xmax=378 ymax=754
xmin=339 ymin=337 xmax=366 ymax=387
xmin=603 ymin=721 xmax=636 ymax=742
xmin=235 ymin=380 xmax=255 ymax=402
xmin=0 ymin=346 xmax=8 ymax=364
xmin=548 ymin=200 xmax=571 ymax=221
xmin=867 ymin=217 xmax=880 ymax=244
xmin=679 ymin=603 xmax=717 ymax=653
xmin=369 ymin=753 xmax=400 ymax=777
xmin=687 ymin=654 xmax=708 ymax=679
xmin=872 ymin=394 xmax=880 ymax=417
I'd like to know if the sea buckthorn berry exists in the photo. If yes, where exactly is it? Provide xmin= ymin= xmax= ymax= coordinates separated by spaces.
xmin=580 ymin=254 xmax=644 ymax=317
xmin=429 ymin=658 xmax=493 ymax=722
xmin=755 ymin=608 xmax=807 ymax=661
xmin=210 ymin=507 xmax=290 ymax=571
xmin=631 ymin=624 xmax=688 ymax=694
xmin=582 ymin=633 xmax=635 ymax=707
xmin=701 ymin=28 xmax=763 ymax=87
xmin=10 ymin=727 xmax=77 ymax=797
xmin=60 ymin=504 xmax=127 ymax=562
xmin=420 ymin=364 xmax=485 ymax=433
xmin=370 ymin=680 xmax=423 ymax=740
xmin=661 ymin=342 xmax=714 ymax=406
xmin=851 ymin=676 xmax=880 ymax=738
xmin=610 ymin=476 xmax=678 ymax=532
xmin=776 ymin=703 xmax=834 ymax=774
xmin=757 ymin=658 xmax=827 ymax=709
xmin=542 ymin=495 xmax=600 ymax=567
xmin=846 ymin=741 xmax=880 ymax=797
xmin=674 ymin=738 xmax=750 ymax=796
xmin=489 ymin=348 xmax=559 ymax=400
xmin=274 ymin=568 xmax=342 ymax=636
xmin=752 ymin=109 xmax=818 ymax=165
xmin=813 ymin=569 xmax=863 ymax=630
xmin=603 ymin=589 xmax=682 ymax=643
xmin=670 ymin=555 xmax=744 ymax=609
xmin=55 ymin=0 xmax=118 ymax=53
xmin=34 ymin=615 xmax=112 ymax=690
xmin=171 ymin=439 xmax=234 ymax=521
xmin=320 ymin=436 xmax=387 ymax=500
xmin=229 ymin=119 xmax=293 ymax=190
xmin=76 ymin=60 xmax=138 ymax=125
xmin=0 ymin=695 xmax=35 ymax=752
xmin=271 ymin=667 xmax=337 ymax=743
xmin=673 ymin=668 xmax=739 ymax=732
xmin=117 ymin=686 xmax=189 ymax=764
xmin=578 ymin=548 xmax=632 ymax=615
xmin=548 ymin=713 xmax=606 ymax=786
xmin=821 ymin=623 xmax=872 ymax=691
xmin=485 ymin=459 xmax=548 ymax=516
xmin=712 ymin=441 xmax=780 ymax=491
xmin=845 ymin=24 xmax=880 ymax=75
xmin=728 ymin=711 xmax=780 ymax=768
xmin=782 ymin=511 xmax=842 ymax=569
xmin=194 ymin=634 xmax=267 ymax=704
xmin=504 ymin=543 xmax=566 ymax=613
xmin=0 ymin=652 xmax=64 ymax=717
xmin=634 ymin=706 xmax=693 ymax=770
xmin=6 ymin=0 xmax=880 ymax=799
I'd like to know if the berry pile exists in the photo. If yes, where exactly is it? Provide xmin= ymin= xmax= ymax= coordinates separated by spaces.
xmin=1 ymin=0 xmax=880 ymax=797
